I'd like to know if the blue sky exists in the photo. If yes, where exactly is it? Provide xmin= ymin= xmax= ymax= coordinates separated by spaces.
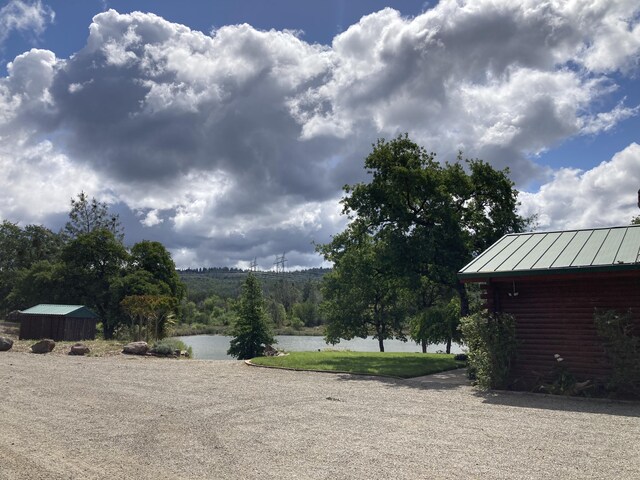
xmin=0 ymin=0 xmax=639 ymax=268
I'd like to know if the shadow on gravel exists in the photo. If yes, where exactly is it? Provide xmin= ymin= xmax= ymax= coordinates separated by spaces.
xmin=474 ymin=390 xmax=640 ymax=418
xmin=331 ymin=371 xmax=470 ymax=392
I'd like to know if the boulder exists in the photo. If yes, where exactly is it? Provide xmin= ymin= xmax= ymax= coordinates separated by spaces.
xmin=31 ymin=339 xmax=55 ymax=354
xmin=122 ymin=341 xmax=149 ymax=355
xmin=69 ymin=343 xmax=90 ymax=356
xmin=0 ymin=336 xmax=13 ymax=351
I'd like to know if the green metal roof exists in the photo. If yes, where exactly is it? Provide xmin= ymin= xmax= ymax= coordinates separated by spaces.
xmin=20 ymin=304 xmax=99 ymax=318
xmin=458 ymin=225 xmax=640 ymax=281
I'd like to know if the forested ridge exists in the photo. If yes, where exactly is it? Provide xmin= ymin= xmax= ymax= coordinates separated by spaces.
xmin=177 ymin=267 xmax=330 ymax=333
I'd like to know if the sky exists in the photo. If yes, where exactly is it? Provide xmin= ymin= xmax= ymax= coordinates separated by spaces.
xmin=0 ymin=0 xmax=639 ymax=270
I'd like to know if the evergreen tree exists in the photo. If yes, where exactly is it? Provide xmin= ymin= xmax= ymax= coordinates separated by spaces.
xmin=64 ymin=191 xmax=124 ymax=241
xmin=227 ymin=274 xmax=275 ymax=359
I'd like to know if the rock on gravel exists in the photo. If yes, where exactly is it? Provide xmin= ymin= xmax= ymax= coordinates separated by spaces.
xmin=122 ymin=341 xmax=149 ymax=355
xmin=69 ymin=343 xmax=90 ymax=356
xmin=0 ymin=354 xmax=639 ymax=480
xmin=30 ymin=339 xmax=55 ymax=354
xmin=0 ymin=336 xmax=13 ymax=351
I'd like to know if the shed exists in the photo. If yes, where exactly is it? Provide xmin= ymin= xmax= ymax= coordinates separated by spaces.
xmin=458 ymin=225 xmax=640 ymax=387
xmin=19 ymin=304 xmax=99 ymax=341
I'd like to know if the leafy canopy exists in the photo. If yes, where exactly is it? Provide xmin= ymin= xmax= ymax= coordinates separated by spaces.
xmin=320 ymin=135 xmax=528 ymax=350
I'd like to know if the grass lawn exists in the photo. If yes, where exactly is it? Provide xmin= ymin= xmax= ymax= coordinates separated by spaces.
xmin=250 ymin=351 xmax=465 ymax=378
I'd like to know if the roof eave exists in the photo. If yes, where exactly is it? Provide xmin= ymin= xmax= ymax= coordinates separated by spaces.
xmin=458 ymin=263 xmax=640 ymax=283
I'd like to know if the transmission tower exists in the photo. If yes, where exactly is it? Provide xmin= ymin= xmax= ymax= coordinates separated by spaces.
xmin=273 ymin=252 xmax=289 ymax=308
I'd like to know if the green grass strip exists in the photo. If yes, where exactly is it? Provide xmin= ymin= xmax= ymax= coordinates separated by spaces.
xmin=250 ymin=351 xmax=463 ymax=378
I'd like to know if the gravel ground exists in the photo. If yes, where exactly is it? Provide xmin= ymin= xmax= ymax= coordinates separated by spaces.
xmin=1 ymin=352 xmax=639 ymax=480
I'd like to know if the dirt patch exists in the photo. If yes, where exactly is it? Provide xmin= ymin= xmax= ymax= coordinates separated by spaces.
xmin=0 ymin=321 xmax=19 ymax=337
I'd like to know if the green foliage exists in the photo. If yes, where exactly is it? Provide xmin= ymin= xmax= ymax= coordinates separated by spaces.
xmin=319 ymin=232 xmax=407 ymax=352
xmin=631 ymin=216 xmax=640 ymax=225
xmin=0 ymin=194 xmax=184 ymax=341
xmin=64 ymin=191 xmax=124 ymax=241
xmin=171 ymin=323 xmax=229 ymax=336
xmin=409 ymin=297 xmax=461 ymax=353
xmin=150 ymin=338 xmax=192 ymax=357
xmin=130 ymin=240 xmax=185 ymax=300
xmin=227 ymin=274 xmax=275 ymax=359
xmin=250 ymin=351 xmax=463 ymax=378
xmin=60 ymin=228 xmax=129 ymax=337
xmin=342 ymin=136 xmax=528 ymax=280
xmin=536 ymin=354 xmax=592 ymax=396
xmin=177 ymin=268 xmax=327 ymax=330
xmin=459 ymin=311 xmax=517 ymax=390
xmin=321 ymin=134 xmax=528 ymax=351
xmin=149 ymin=342 xmax=175 ymax=356
xmin=121 ymin=295 xmax=176 ymax=342
xmin=267 ymin=299 xmax=287 ymax=327
xmin=0 ymin=222 xmax=64 ymax=313
xmin=594 ymin=309 xmax=640 ymax=397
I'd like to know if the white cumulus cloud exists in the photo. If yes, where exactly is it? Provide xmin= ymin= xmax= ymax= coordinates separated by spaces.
xmin=520 ymin=143 xmax=640 ymax=230
xmin=0 ymin=0 xmax=54 ymax=46
xmin=0 ymin=2 xmax=639 ymax=267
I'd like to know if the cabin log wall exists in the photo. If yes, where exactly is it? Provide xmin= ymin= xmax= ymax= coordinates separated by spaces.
xmin=485 ymin=273 xmax=640 ymax=386
xmin=19 ymin=314 xmax=97 ymax=341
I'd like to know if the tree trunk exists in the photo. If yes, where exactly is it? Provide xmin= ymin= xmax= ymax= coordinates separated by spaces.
xmin=421 ymin=338 xmax=427 ymax=353
xmin=456 ymin=280 xmax=469 ymax=317
xmin=378 ymin=336 xmax=385 ymax=352
xmin=446 ymin=337 xmax=452 ymax=354
xmin=103 ymin=321 xmax=115 ymax=340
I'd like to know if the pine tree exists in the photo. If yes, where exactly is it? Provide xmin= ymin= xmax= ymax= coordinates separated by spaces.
xmin=227 ymin=274 xmax=275 ymax=359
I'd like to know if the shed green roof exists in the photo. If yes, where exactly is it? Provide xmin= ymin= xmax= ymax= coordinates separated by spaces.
xmin=20 ymin=304 xmax=99 ymax=318
xmin=458 ymin=225 xmax=640 ymax=281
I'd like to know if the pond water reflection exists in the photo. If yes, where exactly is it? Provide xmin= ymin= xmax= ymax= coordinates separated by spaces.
xmin=178 ymin=334 xmax=464 ymax=360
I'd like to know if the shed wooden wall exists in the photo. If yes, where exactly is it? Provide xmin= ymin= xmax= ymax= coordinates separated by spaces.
xmin=19 ymin=315 xmax=97 ymax=341
xmin=483 ymin=273 xmax=640 ymax=387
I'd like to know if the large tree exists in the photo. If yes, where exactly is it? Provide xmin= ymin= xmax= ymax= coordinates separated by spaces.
xmin=322 ymin=135 xmax=528 ymax=350
xmin=227 ymin=274 xmax=275 ymax=359
xmin=319 ymin=231 xmax=407 ymax=352
xmin=129 ymin=240 xmax=185 ymax=301
xmin=0 ymin=221 xmax=64 ymax=313
xmin=342 ymin=135 xmax=527 ymax=308
xmin=60 ymin=228 xmax=129 ymax=338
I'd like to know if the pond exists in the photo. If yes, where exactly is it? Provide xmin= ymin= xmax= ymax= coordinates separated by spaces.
xmin=177 ymin=334 xmax=464 ymax=360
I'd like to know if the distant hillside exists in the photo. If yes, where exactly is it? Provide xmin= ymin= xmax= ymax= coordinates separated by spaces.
xmin=178 ymin=267 xmax=331 ymax=302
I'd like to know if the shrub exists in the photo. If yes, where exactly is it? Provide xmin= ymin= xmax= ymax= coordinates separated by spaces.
xmin=459 ymin=311 xmax=517 ymax=390
xmin=594 ymin=309 xmax=640 ymax=397
xmin=150 ymin=338 xmax=192 ymax=358
xmin=535 ymin=353 xmax=592 ymax=396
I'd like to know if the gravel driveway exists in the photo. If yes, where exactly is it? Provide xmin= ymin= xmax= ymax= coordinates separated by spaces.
xmin=1 ymin=352 xmax=639 ymax=479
